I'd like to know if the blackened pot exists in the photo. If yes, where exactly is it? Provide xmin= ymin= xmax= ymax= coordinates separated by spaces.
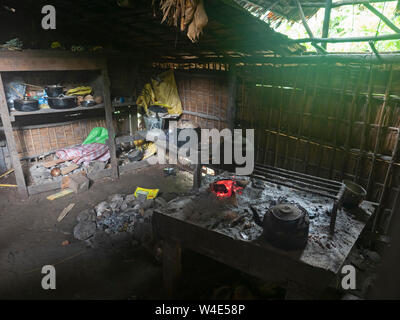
xmin=252 ymin=204 xmax=310 ymax=250
xmin=45 ymin=85 xmax=64 ymax=97
xmin=48 ymin=95 xmax=77 ymax=109
xmin=14 ymin=98 xmax=39 ymax=112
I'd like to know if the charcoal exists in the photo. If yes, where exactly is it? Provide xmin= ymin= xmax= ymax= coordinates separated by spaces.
xmin=73 ymin=221 xmax=96 ymax=240
xmin=77 ymin=209 xmax=96 ymax=222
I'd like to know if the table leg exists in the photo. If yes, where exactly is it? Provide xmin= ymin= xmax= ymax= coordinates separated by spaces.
xmin=163 ymin=239 xmax=182 ymax=299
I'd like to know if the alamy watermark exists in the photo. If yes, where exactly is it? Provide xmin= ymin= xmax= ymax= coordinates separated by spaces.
xmin=146 ymin=121 xmax=254 ymax=175
xmin=41 ymin=5 xmax=56 ymax=30
xmin=41 ymin=265 xmax=56 ymax=290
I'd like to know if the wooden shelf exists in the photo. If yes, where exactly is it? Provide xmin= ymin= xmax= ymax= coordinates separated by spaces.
xmin=9 ymin=102 xmax=136 ymax=118
xmin=0 ymin=50 xmax=106 ymax=72
xmin=10 ymin=103 xmax=105 ymax=117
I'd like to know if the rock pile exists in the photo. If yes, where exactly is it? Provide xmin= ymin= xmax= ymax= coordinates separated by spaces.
xmin=73 ymin=193 xmax=168 ymax=241
xmin=29 ymin=160 xmax=84 ymax=185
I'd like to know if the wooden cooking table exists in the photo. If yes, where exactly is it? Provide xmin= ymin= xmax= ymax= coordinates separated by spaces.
xmin=153 ymin=201 xmax=374 ymax=299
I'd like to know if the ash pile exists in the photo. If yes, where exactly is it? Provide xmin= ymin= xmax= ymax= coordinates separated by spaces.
xmin=73 ymin=193 xmax=168 ymax=243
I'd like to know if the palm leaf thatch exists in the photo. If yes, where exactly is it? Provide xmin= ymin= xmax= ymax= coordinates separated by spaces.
xmin=155 ymin=0 xmax=208 ymax=42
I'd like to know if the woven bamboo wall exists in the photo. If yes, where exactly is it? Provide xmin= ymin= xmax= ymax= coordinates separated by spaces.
xmin=13 ymin=118 xmax=107 ymax=158
xmin=153 ymin=63 xmax=230 ymax=130
xmin=176 ymin=73 xmax=229 ymax=130
xmin=236 ymin=63 xmax=400 ymax=235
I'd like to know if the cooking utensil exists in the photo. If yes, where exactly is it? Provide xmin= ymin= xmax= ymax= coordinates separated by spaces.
xmin=342 ymin=180 xmax=366 ymax=209
xmin=13 ymin=97 xmax=39 ymax=112
xmin=48 ymin=95 xmax=77 ymax=109
xmin=80 ymin=100 xmax=96 ymax=107
xmin=45 ymin=85 xmax=64 ymax=97
xmin=251 ymin=204 xmax=310 ymax=250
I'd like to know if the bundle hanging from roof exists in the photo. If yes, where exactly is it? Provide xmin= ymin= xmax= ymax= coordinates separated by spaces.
xmin=157 ymin=0 xmax=208 ymax=42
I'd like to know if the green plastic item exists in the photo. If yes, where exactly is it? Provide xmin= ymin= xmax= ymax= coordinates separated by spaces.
xmin=82 ymin=127 xmax=109 ymax=145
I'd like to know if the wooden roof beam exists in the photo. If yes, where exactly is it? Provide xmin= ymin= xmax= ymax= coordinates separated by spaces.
xmin=301 ymin=0 xmax=397 ymax=8
xmin=363 ymin=3 xmax=400 ymax=34
xmin=295 ymin=0 xmax=327 ymax=54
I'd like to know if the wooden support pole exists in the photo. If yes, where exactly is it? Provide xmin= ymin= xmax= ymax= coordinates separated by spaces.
xmin=369 ymin=41 xmax=383 ymax=61
xmin=101 ymin=68 xmax=119 ymax=180
xmin=295 ymin=0 xmax=327 ymax=54
xmin=364 ymin=3 xmax=400 ymax=34
xmin=322 ymin=0 xmax=333 ymax=49
xmin=0 ymin=73 xmax=28 ymax=197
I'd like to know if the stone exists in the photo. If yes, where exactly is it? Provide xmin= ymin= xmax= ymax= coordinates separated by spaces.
xmin=73 ymin=221 xmax=96 ymax=240
xmin=86 ymin=161 xmax=107 ymax=173
xmin=95 ymin=201 xmax=111 ymax=217
xmin=109 ymin=194 xmax=125 ymax=212
xmin=77 ymin=209 xmax=96 ymax=222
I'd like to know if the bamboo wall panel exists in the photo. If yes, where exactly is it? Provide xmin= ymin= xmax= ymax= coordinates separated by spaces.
xmin=236 ymin=63 xmax=400 ymax=235
xmin=176 ymin=73 xmax=229 ymax=130
xmin=13 ymin=118 xmax=107 ymax=158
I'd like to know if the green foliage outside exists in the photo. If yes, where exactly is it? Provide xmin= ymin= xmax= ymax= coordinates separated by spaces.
xmin=269 ymin=2 xmax=400 ymax=53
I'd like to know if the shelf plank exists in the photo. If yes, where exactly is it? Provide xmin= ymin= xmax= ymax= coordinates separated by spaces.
xmin=0 ymin=50 xmax=105 ymax=72
xmin=10 ymin=103 xmax=105 ymax=117
xmin=9 ymin=102 xmax=136 ymax=118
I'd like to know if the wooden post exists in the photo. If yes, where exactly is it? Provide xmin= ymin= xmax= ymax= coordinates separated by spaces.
xmin=295 ymin=0 xmax=327 ymax=54
xmin=101 ymin=68 xmax=119 ymax=179
xmin=193 ymin=163 xmax=202 ymax=191
xmin=321 ymin=0 xmax=333 ymax=49
xmin=163 ymin=239 xmax=182 ymax=299
xmin=0 ymin=73 xmax=28 ymax=197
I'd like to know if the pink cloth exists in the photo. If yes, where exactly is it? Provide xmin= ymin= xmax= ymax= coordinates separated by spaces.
xmin=56 ymin=143 xmax=110 ymax=165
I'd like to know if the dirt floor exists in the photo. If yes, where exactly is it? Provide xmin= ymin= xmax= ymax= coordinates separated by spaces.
xmin=0 ymin=165 xmax=265 ymax=300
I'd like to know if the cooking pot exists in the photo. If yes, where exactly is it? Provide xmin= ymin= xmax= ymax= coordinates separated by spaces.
xmin=45 ymin=85 xmax=64 ymax=97
xmin=13 ymin=97 xmax=39 ymax=112
xmin=342 ymin=180 xmax=367 ymax=209
xmin=251 ymin=204 xmax=310 ymax=250
xmin=80 ymin=100 xmax=96 ymax=107
xmin=48 ymin=95 xmax=77 ymax=109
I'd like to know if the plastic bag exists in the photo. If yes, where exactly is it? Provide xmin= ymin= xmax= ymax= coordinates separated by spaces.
xmin=82 ymin=127 xmax=109 ymax=145
xmin=136 ymin=70 xmax=182 ymax=115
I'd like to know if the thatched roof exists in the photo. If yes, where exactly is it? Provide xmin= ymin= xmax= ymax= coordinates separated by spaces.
xmin=0 ymin=0 xmax=304 ymax=63
xmin=233 ymin=0 xmax=320 ymax=22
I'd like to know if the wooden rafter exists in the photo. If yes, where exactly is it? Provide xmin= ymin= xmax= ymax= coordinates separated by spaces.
xmin=295 ymin=0 xmax=327 ymax=54
xmin=321 ymin=0 xmax=332 ymax=49
xmin=301 ymin=0 xmax=397 ymax=8
xmin=364 ymin=3 xmax=400 ymax=34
